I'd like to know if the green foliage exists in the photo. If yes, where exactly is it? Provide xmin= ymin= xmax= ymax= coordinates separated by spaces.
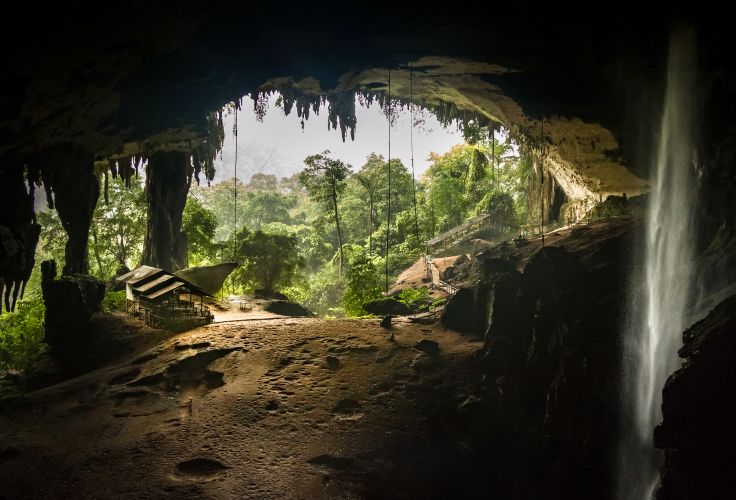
xmin=234 ymin=229 xmax=303 ymax=293
xmin=304 ymin=266 xmax=346 ymax=317
xmin=343 ymin=253 xmax=383 ymax=317
xmin=38 ymin=176 xmax=147 ymax=282
xmin=191 ymin=178 xmax=300 ymax=240
xmin=397 ymin=286 xmax=430 ymax=307
xmin=182 ymin=196 xmax=221 ymax=265
xmin=101 ymin=290 xmax=127 ymax=313
xmin=89 ymin=177 xmax=147 ymax=279
xmin=472 ymin=190 xmax=515 ymax=220
xmin=299 ymin=151 xmax=351 ymax=275
xmin=0 ymin=300 xmax=46 ymax=373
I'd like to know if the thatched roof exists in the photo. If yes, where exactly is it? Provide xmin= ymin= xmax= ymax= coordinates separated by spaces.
xmin=174 ymin=262 xmax=238 ymax=296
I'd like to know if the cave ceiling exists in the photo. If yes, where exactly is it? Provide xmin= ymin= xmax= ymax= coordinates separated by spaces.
xmin=1 ymin=4 xmax=732 ymax=209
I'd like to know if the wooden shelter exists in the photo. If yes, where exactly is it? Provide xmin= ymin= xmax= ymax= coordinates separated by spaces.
xmin=116 ymin=265 xmax=214 ymax=329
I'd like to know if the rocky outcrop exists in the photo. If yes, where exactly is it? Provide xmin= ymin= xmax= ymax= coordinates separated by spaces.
xmin=441 ymin=218 xmax=635 ymax=497
xmin=41 ymin=260 xmax=106 ymax=350
xmin=362 ymin=298 xmax=413 ymax=316
xmin=264 ymin=300 xmax=314 ymax=317
xmin=655 ymin=295 xmax=736 ymax=500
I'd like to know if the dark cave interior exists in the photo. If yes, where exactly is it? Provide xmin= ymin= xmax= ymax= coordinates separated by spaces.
xmin=1 ymin=4 xmax=735 ymax=499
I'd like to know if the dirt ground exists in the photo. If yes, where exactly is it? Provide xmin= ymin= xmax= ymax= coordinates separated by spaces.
xmin=0 ymin=312 xmax=483 ymax=499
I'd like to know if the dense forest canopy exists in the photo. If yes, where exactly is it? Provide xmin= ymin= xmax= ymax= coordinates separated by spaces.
xmin=29 ymin=131 xmax=535 ymax=319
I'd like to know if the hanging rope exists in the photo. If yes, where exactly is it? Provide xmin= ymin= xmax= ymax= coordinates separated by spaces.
xmin=233 ymin=104 xmax=239 ymax=259
xmin=540 ymin=118 xmax=545 ymax=248
xmin=385 ymin=67 xmax=392 ymax=293
xmin=410 ymin=62 xmax=420 ymax=241
xmin=492 ymin=127 xmax=497 ymax=191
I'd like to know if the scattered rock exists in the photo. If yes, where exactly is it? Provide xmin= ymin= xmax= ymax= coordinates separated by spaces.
xmin=175 ymin=458 xmax=230 ymax=477
xmin=414 ymin=339 xmax=439 ymax=356
xmin=326 ymin=355 xmax=341 ymax=369
xmin=363 ymin=298 xmax=413 ymax=316
xmin=264 ymin=300 xmax=314 ymax=317
xmin=331 ymin=398 xmax=362 ymax=414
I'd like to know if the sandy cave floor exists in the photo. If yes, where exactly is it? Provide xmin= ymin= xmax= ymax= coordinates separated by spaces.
xmin=0 ymin=315 xmax=483 ymax=499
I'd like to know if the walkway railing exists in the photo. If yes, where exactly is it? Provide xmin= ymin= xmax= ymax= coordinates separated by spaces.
xmin=423 ymin=254 xmax=459 ymax=296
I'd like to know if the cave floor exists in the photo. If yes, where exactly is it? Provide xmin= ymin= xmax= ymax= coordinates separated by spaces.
xmin=0 ymin=316 xmax=482 ymax=499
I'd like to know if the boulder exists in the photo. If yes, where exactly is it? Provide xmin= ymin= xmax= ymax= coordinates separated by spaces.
xmin=41 ymin=260 xmax=106 ymax=348
xmin=363 ymin=298 xmax=413 ymax=316
xmin=254 ymin=289 xmax=289 ymax=300
xmin=264 ymin=300 xmax=314 ymax=317
xmin=414 ymin=339 xmax=439 ymax=356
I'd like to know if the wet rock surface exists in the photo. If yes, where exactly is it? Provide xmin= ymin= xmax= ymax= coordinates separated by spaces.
xmin=442 ymin=217 xmax=636 ymax=496
xmin=655 ymin=294 xmax=736 ymax=500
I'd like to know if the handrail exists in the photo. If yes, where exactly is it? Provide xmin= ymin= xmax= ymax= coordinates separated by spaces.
xmin=423 ymin=253 xmax=459 ymax=296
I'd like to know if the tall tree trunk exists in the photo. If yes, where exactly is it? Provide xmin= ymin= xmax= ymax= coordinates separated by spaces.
xmin=142 ymin=151 xmax=190 ymax=271
xmin=332 ymin=181 xmax=344 ymax=276
xmin=91 ymin=225 xmax=104 ymax=277
xmin=368 ymin=195 xmax=373 ymax=256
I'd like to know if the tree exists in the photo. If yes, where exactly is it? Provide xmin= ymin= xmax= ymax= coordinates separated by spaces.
xmin=299 ymin=151 xmax=351 ymax=275
xmin=190 ymin=178 xmax=248 ymax=241
xmin=241 ymin=191 xmax=296 ymax=229
xmin=89 ymin=176 xmax=147 ymax=277
xmin=472 ymin=190 xmax=515 ymax=221
xmin=343 ymin=252 xmax=383 ymax=316
xmin=234 ymin=229 xmax=303 ymax=293
xmin=182 ymin=196 xmax=220 ymax=265
xmin=246 ymin=173 xmax=278 ymax=191
xmin=352 ymin=154 xmax=385 ymax=255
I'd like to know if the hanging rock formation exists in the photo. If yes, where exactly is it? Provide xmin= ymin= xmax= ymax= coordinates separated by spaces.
xmin=0 ymin=164 xmax=40 ymax=313
xmin=32 ymin=143 xmax=100 ymax=275
xmin=142 ymin=150 xmax=191 ymax=272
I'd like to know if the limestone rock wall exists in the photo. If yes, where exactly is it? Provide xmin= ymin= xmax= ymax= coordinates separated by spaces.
xmin=655 ymin=295 xmax=736 ymax=500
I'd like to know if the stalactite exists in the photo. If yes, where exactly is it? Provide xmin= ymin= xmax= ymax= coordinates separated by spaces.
xmin=327 ymin=90 xmax=357 ymax=141
xmin=34 ymin=143 xmax=100 ymax=275
xmin=0 ymin=164 xmax=41 ymax=313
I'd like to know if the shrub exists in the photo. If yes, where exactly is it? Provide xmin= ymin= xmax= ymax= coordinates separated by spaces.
xmin=102 ymin=290 xmax=127 ymax=312
xmin=397 ymin=287 xmax=431 ymax=310
xmin=0 ymin=300 xmax=47 ymax=373
xmin=343 ymin=253 xmax=383 ymax=317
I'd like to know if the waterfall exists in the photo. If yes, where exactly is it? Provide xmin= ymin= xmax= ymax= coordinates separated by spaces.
xmin=619 ymin=22 xmax=698 ymax=500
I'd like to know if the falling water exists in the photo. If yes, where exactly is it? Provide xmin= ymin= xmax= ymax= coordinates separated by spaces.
xmin=619 ymin=23 xmax=698 ymax=500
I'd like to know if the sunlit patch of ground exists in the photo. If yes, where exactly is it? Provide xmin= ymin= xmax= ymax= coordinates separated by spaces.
xmin=0 ymin=315 xmax=482 ymax=499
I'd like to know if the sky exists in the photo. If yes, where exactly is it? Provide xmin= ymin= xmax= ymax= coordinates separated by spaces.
xmin=211 ymin=93 xmax=464 ymax=183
